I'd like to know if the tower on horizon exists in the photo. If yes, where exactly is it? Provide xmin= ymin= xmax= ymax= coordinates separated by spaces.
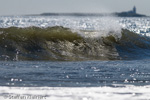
xmin=133 ymin=6 xmax=136 ymax=14
xmin=116 ymin=5 xmax=146 ymax=17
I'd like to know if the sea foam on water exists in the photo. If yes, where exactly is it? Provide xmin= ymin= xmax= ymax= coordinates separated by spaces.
xmin=0 ymin=85 xmax=150 ymax=100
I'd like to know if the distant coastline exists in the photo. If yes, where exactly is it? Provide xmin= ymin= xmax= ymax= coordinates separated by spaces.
xmin=114 ymin=6 xmax=146 ymax=17
xmin=40 ymin=6 xmax=147 ymax=17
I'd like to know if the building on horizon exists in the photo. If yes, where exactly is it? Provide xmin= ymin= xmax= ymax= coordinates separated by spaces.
xmin=126 ymin=6 xmax=136 ymax=14
xmin=115 ymin=6 xmax=146 ymax=17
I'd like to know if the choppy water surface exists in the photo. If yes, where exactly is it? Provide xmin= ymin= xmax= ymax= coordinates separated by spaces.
xmin=0 ymin=16 xmax=150 ymax=35
xmin=0 ymin=60 xmax=150 ymax=100
xmin=0 ymin=15 xmax=150 ymax=100
xmin=1 ymin=60 xmax=150 ymax=87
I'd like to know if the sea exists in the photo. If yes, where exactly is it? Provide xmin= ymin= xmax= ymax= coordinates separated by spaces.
xmin=0 ymin=15 xmax=150 ymax=100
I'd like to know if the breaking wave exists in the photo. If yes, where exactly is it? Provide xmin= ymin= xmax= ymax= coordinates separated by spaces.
xmin=0 ymin=26 xmax=150 ymax=61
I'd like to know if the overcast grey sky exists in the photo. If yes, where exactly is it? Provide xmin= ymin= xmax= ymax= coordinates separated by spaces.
xmin=0 ymin=0 xmax=149 ymax=16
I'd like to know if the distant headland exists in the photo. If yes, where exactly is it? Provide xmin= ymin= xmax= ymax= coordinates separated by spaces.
xmin=40 ymin=6 xmax=147 ymax=17
xmin=114 ymin=6 xmax=146 ymax=17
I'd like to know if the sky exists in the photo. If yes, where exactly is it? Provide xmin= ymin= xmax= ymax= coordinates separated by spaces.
xmin=0 ymin=0 xmax=149 ymax=16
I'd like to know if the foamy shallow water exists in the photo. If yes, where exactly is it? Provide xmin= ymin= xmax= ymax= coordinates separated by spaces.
xmin=0 ymin=85 xmax=150 ymax=100
xmin=0 ymin=60 xmax=150 ymax=100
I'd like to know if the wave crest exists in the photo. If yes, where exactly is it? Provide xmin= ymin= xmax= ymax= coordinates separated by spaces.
xmin=0 ymin=26 xmax=150 ymax=61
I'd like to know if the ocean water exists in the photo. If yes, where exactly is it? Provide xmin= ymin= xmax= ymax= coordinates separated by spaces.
xmin=0 ymin=15 xmax=150 ymax=100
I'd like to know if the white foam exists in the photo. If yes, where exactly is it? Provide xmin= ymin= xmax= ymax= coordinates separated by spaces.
xmin=0 ymin=85 xmax=150 ymax=100
xmin=78 ymin=17 xmax=122 ymax=38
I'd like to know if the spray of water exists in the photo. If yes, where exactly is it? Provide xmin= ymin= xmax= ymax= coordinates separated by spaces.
xmin=0 ymin=15 xmax=122 ymax=39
